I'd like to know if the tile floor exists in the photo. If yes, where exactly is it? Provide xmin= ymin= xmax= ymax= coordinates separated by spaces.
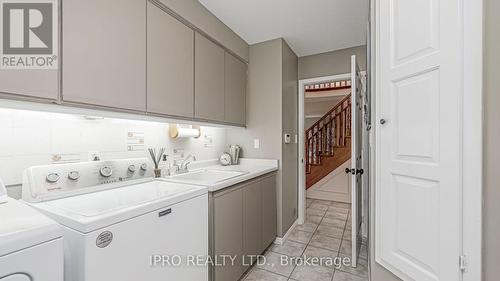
xmin=242 ymin=199 xmax=368 ymax=281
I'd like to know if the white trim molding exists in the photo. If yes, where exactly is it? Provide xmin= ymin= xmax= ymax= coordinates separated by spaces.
xmin=274 ymin=219 xmax=298 ymax=245
xmin=461 ymin=0 xmax=483 ymax=279
xmin=298 ymin=73 xmax=354 ymax=225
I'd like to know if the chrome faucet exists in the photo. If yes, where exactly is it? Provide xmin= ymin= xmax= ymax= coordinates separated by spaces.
xmin=177 ymin=154 xmax=196 ymax=174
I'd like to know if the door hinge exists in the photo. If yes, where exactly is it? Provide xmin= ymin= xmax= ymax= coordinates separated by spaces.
xmin=459 ymin=255 xmax=468 ymax=272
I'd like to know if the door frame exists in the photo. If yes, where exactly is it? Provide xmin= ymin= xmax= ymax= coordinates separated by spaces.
xmin=370 ymin=0 xmax=483 ymax=280
xmin=298 ymin=73 xmax=352 ymax=224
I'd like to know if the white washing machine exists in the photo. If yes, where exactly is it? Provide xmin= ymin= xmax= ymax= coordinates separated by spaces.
xmin=21 ymin=158 xmax=208 ymax=281
xmin=0 ymin=196 xmax=63 ymax=281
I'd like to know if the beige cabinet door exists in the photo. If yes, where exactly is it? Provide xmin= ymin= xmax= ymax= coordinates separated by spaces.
xmin=224 ymin=52 xmax=247 ymax=126
xmin=62 ymin=0 xmax=146 ymax=111
xmin=194 ymin=33 xmax=225 ymax=122
xmin=261 ymin=174 xmax=277 ymax=250
xmin=213 ymin=188 xmax=244 ymax=281
xmin=147 ymin=2 xmax=194 ymax=118
xmin=0 ymin=70 xmax=58 ymax=101
xmin=242 ymin=181 xmax=262 ymax=269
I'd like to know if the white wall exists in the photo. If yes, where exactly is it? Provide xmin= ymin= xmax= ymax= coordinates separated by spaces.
xmin=0 ymin=108 xmax=226 ymax=198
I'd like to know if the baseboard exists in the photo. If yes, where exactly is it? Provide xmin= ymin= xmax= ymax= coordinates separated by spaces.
xmin=274 ymin=219 xmax=298 ymax=245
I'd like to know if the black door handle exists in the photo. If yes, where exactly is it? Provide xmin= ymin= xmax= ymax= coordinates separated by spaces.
xmin=356 ymin=169 xmax=364 ymax=175
xmin=345 ymin=168 xmax=356 ymax=175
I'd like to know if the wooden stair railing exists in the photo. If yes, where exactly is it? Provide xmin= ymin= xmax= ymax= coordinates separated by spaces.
xmin=305 ymin=94 xmax=351 ymax=176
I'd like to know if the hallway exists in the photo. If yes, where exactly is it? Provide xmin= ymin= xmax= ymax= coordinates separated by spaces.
xmin=243 ymin=199 xmax=368 ymax=281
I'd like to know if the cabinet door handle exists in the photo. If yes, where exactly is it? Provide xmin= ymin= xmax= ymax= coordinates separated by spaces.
xmin=158 ymin=208 xmax=172 ymax=217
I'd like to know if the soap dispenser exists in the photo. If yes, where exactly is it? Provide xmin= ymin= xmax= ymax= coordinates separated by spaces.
xmin=0 ymin=177 xmax=8 ymax=204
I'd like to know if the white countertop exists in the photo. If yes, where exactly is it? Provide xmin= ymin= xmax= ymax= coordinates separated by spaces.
xmin=159 ymin=158 xmax=279 ymax=192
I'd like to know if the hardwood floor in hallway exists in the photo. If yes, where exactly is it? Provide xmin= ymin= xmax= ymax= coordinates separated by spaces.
xmin=242 ymin=199 xmax=368 ymax=281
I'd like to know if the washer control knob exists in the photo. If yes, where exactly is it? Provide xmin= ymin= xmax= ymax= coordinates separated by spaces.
xmin=128 ymin=165 xmax=136 ymax=173
xmin=100 ymin=166 xmax=113 ymax=177
xmin=140 ymin=163 xmax=147 ymax=171
xmin=68 ymin=171 xmax=80 ymax=181
xmin=46 ymin=173 xmax=60 ymax=183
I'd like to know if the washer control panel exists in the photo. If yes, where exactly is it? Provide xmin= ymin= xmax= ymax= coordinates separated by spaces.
xmin=23 ymin=158 xmax=153 ymax=202
xmin=99 ymin=166 xmax=113 ymax=177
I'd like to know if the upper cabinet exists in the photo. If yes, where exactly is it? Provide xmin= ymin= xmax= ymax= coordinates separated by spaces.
xmin=194 ymin=33 xmax=225 ymax=122
xmin=147 ymin=2 xmax=194 ymax=118
xmin=1 ymin=0 xmax=247 ymax=126
xmin=0 ymin=70 xmax=58 ymax=101
xmin=224 ymin=52 xmax=247 ymax=126
xmin=62 ymin=0 xmax=146 ymax=111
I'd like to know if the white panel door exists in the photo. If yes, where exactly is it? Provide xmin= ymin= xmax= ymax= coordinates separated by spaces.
xmin=350 ymin=55 xmax=363 ymax=267
xmin=376 ymin=0 xmax=462 ymax=280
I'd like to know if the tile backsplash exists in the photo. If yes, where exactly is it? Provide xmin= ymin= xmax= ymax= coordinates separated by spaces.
xmin=0 ymin=108 xmax=226 ymax=188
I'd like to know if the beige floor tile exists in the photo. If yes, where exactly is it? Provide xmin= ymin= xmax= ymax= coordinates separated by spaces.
xmin=333 ymin=271 xmax=367 ymax=281
xmin=306 ymin=198 xmax=314 ymax=207
xmin=328 ymin=205 xmax=350 ymax=214
xmin=343 ymin=229 xmax=352 ymax=241
xmin=309 ymin=234 xmax=342 ymax=252
xmin=324 ymin=211 xmax=348 ymax=221
xmin=244 ymin=268 xmax=289 ymax=281
xmin=256 ymin=251 xmax=295 ymax=277
xmin=307 ymin=208 xmax=327 ymax=217
xmin=288 ymin=229 xmax=314 ymax=244
xmin=345 ymin=220 xmax=352 ymax=230
xmin=312 ymin=199 xmax=332 ymax=206
xmin=321 ymin=218 xmax=347 ymax=229
xmin=306 ymin=215 xmax=324 ymax=224
xmin=315 ymin=224 xmax=345 ymax=239
xmin=302 ymin=245 xmax=338 ymax=261
xmin=339 ymin=240 xmax=352 ymax=255
xmin=336 ymin=254 xmax=368 ymax=278
xmin=271 ymin=240 xmax=307 ymax=257
xmin=290 ymin=264 xmax=334 ymax=281
xmin=309 ymin=202 xmax=330 ymax=212
xmin=359 ymin=244 xmax=368 ymax=260
xmin=330 ymin=201 xmax=351 ymax=209
xmin=294 ymin=221 xmax=319 ymax=233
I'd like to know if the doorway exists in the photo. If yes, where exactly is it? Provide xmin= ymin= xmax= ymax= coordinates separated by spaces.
xmin=297 ymin=56 xmax=369 ymax=274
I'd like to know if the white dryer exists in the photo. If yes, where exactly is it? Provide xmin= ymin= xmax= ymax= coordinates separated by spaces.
xmin=0 ymin=197 xmax=63 ymax=281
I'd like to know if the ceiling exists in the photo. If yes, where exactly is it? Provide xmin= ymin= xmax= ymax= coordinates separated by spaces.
xmin=198 ymin=0 xmax=369 ymax=57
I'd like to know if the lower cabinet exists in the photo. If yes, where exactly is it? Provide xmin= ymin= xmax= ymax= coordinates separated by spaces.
xmin=261 ymin=175 xmax=278 ymax=249
xmin=210 ymin=173 xmax=277 ymax=281
xmin=213 ymin=186 xmax=244 ymax=281
xmin=242 ymin=180 xmax=263 ymax=272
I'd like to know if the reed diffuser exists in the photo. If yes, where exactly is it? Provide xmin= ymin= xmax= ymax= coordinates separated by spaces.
xmin=148 ymin=147 xmax=165 ymax=178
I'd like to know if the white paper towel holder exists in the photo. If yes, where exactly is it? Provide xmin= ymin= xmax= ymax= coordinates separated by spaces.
xmin=169 ymin=124 xmax=201 ymax=139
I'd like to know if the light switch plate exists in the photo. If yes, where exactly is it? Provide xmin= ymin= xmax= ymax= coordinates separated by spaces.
xmin=254 ymin=139 xmax=260 ymax=149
